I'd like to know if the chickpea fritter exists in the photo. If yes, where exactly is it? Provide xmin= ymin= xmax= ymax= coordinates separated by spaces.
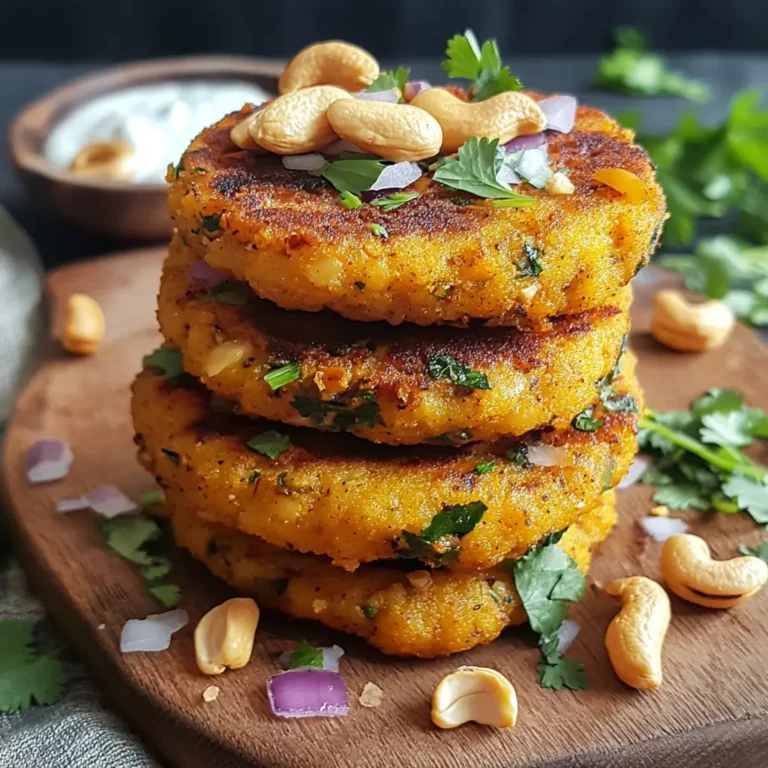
xmin=158 ymin=240 xmax=631 ymax=445
xmin=168 ymin=490 xmax=617 ymax=658
xmin=168 ymin=96 xmax=665 ymax=327
xmin=132 ymin=356 xmax=640 ymax=572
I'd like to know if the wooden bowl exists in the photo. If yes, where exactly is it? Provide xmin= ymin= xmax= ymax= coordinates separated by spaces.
xmin=9 ymin=56 xmax=280 ymax=241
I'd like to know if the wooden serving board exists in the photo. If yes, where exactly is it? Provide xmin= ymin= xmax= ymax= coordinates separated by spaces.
xmin=3 ymin=248 xmax=768 ymax=768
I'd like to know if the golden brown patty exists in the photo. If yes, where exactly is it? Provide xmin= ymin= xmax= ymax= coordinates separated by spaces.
xmin=158 ymin=241 xmax=631 ymax=444
xmin=169 ymin=96 xmax=665 ymax=326
xmin=168 ymin=489 xmax=616 ymax=658
xmin=132 ymin=357 xmax=640 ymax=571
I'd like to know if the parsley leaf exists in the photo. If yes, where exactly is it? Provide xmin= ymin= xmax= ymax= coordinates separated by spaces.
xmin=739 ymin=541 xmax=768 ymax=562
xmin=143 ymin=348 xmax=184 ymax=379
xmin=201 ymin=213 xmax=222 ymax=233
xmin=506 ymin=444 xmax=531 ymax=467
xmin=371 ymin=192 xmax=419 ymax=211
xmin=282 ymin=639 xmax=324 ymax=670
xmin=361 ymin=605 xmax=378 ymax=620
xmin=572 ymin=406 xmax=604 ymax=432
xmin=0 ymin=621 xmax=67 ymax=713
xmin=313 ymin=159 xmax=384 ymax=195
xmin=291 ymin=395 xmax=384 ymax=431
xmin=401 ymin=501 xmax=487 ymax=561
xmin=367 ymin=66 xmax=410 ymax=95
xmin=652 ymin=484 xmax=711 ymax=511
xmin=518 ymin=242 xmax=543 ymax=277
xmin=161 ymin=448 xmax=180 ymax=466
xmin=147 ymin=584 xmax=182 ymax=609
xmin=246 ymin=430 xmax=290 ymax=459
xmin=700 ymin=411 xmax=757 ymax=448
xmin=433 ymin=137 xmax=537 ymax=204
xmin=475 ymin=461 xmax=495 ymax=475
xmin=538 ymin=654 xmax=589 ymax=692
xmin=722 ymin=475 xmax=768 ymax=524
xmin=426 ymin=354 xmax=491 ymax=390
xmin=339 ymin=190 xmax=363 ymax=209
xmin=369 ymin=223 xmax=389 ymax=239
xmin=195 ymin=281 xmax=252 ymax=306
xmin=263 ymin=362 xmax=300 ymax=391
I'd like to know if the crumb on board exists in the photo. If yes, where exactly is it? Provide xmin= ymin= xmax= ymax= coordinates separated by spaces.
xmin=97 ymin=624 xmax=106 ymax=630
xmin=650 ymin=505 xmax=670 ymax=517
xmin=203 ymin=685 xmax=220 ymax=703
xmin=312 ymin=599 xmax=328 ymax=614
xmin=359 ymin=682 xmax=384 ymax=708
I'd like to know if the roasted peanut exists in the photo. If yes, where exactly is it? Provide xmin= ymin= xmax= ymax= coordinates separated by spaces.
xmin=194 ymin=597 xmax=260 ymax=675
xmin=326 ymin=100 xmax=442 ymax=162
xmin=69 ymin=140 xmax=135 ymax=180
xmin=203 ymin=341 xmax=254 ymax=378
xmin=605 ymin=577 xmax=670 ymax=690
xmin=61 ymin=293 xmax=105 ymax=355
xmin=661 ymin=533 xmax=768 ymax=609
xmin=409 ymin=87 xmax=546 ymax=154
xmin=279 ymin=41 xmax=379 ymax=94
xmin=650 ymin=289 xmax=735 ymax=352
xmin=431 ymin=666 xmax=517 ymax=729
xmin=249 ymin=86 xmax=352 ymax=155
xmin=545 ymin=173 xmax=575 ymax=195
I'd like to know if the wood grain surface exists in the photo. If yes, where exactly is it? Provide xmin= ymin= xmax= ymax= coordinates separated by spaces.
xmin=2 ymin=248 xmax=768 ymax=768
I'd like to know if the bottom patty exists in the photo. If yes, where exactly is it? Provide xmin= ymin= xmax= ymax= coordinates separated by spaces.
xmin=168 ymin=490 xmax=616 ymax=658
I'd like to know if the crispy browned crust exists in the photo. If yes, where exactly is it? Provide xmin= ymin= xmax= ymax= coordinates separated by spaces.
xmin=158 ymin=239 xmax=631 ymax=443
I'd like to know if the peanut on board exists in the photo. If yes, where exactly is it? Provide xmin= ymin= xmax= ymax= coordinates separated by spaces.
xmin=279 ymin=41 xmax=379 ymax=94
xmin=326 ymin=100 xmax=443 ymax=162
xmin=409 ymin=87 xmax=547 ymax=154
xmin=431 ymin=666 xmax=517 ymax=729
xmin=248 ymin=86 xmax=352 ymax=155
xmin=194 ymin=597 xmax=260 ymax=675
xmin=650 ymin=289 xmax=735 ymax=353
xmin=69 ymin=140 xmax=135 ymax=180
xmin=61 ymin=293 xmax=105 ymax=355
xmin=604 ymin=576 xmax=670 ymax=690
xmin=661 ymin=533 xmax=768 ymax=609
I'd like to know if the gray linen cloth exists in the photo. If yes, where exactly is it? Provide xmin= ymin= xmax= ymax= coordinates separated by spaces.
xmin=0 ymin=207 xmax=158 ymax=767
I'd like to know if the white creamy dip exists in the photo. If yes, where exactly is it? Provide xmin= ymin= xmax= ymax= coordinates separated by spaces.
xmin=46 ymin=80 xmax=272 ymax=184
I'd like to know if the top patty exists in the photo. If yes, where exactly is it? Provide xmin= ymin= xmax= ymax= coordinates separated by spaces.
xmin=169 ymin=95 xmax=666 ymax=326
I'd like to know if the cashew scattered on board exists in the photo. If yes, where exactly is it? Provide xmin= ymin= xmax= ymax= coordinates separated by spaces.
xmin=650 ymin=289 xmax=735 ymax=352
xmin=604 ymin=576 xmax=670 ymax=690
xmin=61 ymin=293 xmax=105 ymax=356
xmin=249 ymin=86 xmax=352 ymax=155
xmin=203 ymin=341 xmax=255 ymax=378
xmin=69 ymin=140 xmax=135 ymax=180
xmin=409 ymin=87 xmax=546 ymax=154
xmin=279 ymin=41 xmax=379 ymax=94
xmin=326 ymin=100 xmax=443 ymax=162
xmin=431 ymin=666 xmax=517 ymax=729
xmin=194 ymin=597 xmax=260 ymax=675
xmin=660 ymin=534 xmax=768 ymax=609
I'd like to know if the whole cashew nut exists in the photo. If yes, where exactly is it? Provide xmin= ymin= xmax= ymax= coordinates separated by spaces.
xmin=661 ymin=533 xmax=768 ymax=609
xmin=604 ymin=576 xmax=670 ymax=690
xmin=279 ymin=41 xmax=379 ymax=94
xmin=194 ymin=597 xmax=260 ymax=675
xmin=431 ymin=666 xmax=517 ymax=729
xmin=650 ymin=289 xmax=735 ymax=352
xmin=230 ymin=110 xmax=267 ymax=151
xmin=62 ymin=293 xmax=105 ymax=355
xmin=409 ymin=87 xmax=547 ymax=154
xmin=326 ymin=100 xmax=443 ymax=162
xmin=249 ymin=86 xmax=352 ymax=155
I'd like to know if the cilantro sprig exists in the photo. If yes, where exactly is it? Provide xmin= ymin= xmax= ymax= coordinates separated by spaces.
xmin=291 ymin=395 xmax=383 ymax=431
xmin=401 ymin=501 xmax=487 ymax=564
xmin=313 ymin=159 xmax=384 ymax=195
xmin=426 ymin=354 xmax=491 ymax=390
xmin=443 ymin=29 xmax=522 ymax=101
xmin=281 ymin=639 xmax=324 ymax=670
xmin=367 ymin=67 xmax=410 ymax=96
xmin=143 ymin=348 xmax=185 ymax=380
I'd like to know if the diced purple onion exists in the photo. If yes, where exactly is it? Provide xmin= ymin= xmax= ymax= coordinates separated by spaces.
xmin=516 ymin=147 xmax=551 ymax=186
xmin=539 ymin=95 xmax=577 ymax=133
xmin=187 ymin=260 xmax=228 ymax=289
xmin=27 ymin=439 xmax=74 ymax=484
xmin=503 ymin=133 xmax=547 ymax=153
xmin=640 ymin=516 xmax=688 ymax=542
xmin=496 ymin=164 xmax=521 ymax=186
xmin=617 ymin=456 xmax=649 ymax=490
xmin=404 ymin=81 xmax=431 ymax=101
xmin=85 ymin=486 xmax=137 ymax=518
xmin=355 ymin=89 xmax=399 ymax=103
xmin=527 ymin=444 xmax=567 ymax=467
xmin=367 ymin=162 xmax=422 ymax=191
xmin=323 ymin=140 xmax=365 ymax=156
xmin=282 ymin=153 xmax=329 ymax=172
xmin=556 ymin=620 xmax=581 ymax=654
xmin=120 ymin=609 xmax=188 ymax=653
xmin=56 ymin=496 xmax=90 ymax=513
xmin=267 ymin=668 xmax=350 ymax=718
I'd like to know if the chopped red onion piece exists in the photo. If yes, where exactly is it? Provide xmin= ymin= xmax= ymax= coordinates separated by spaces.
xmin=85 ymin=486 xmax=137 ymax=518
xmin=367 ymin=162 xmax=422 ymax=191
xmin=282 ymin=153 xmax=329 ymax=172
xmin=539 ymin=95 xmax=577 ymax=133
xmin=27 ymin=439 xmax=73 ymax=484
xmin=527 ymin=444 xmax=567 ymax=467
xmin=516 ymin=147 xmax=552 ymax=188
xmin=187 ymin=260 xmax=228 ymax=288
xmin=496 ymin=164 xmax=521 ymax=186
xmin=640 ymin=516 xmax=688 ymax=542
xmin=404 ymin=80 xmax=431 ymax=101
xmin=323 ymin=139 xmax=365 ymax=156
xmin=267 ymin=668 xmax=350 ymax=718
xmin=120 ymin=609 xmax=188 ymax=653
xmin=556 ymin=620 xmax=581 ymax=654
xmin=355 ymin=89 xmax=399 ymax=103
xmin=617 ymin=456 xmax=649 ymax=490
xmin=56 ymin=496 xmax=89 ymax=513
xmin=503 ymin=133 xmax=546 ymax=153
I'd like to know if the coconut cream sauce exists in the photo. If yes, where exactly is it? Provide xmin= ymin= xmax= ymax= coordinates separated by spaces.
xmin=46 ymin=80 xmax=272 ymax=183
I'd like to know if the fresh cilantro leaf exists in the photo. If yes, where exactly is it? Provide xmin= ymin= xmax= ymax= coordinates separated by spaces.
xmin=354 ymin=281 xmax=366 ymax=291
xmin=538 ymin=655 xmax=589 ymax=691
xmin=436 ymin=429 xmax=472 ymax=445
xmin=371 ymin=192 xmax=419 ymax=211
xmin=283 ymin=639 xmax=324 ymax=669
xmin=161 ymin=448 xmax=180 ymax=466
xmin=290 ymin=395 xmax=383 ymax=430
xmin=247 ymin=470 xmax=261 ymax=485
xmin=700 ymin=411 xmax=757 ymax=448
xmin=314 ymin=159 xmax=384 ymax=195
xmin=195 ymin=281 xmax=251 ymax=306
xmin=201 ymin=213 xmax=222 ymax=233
xmin=426 ymin=354 xmax=491 ymax=390
xmin=139 ymin=560 xmax=171 ymax=582
xmin=0 ymin=621 xmax=67 ymax=712
xmin=652 ymin=483 xmax=711 ymax=511
xmin=739 ymin=541 xmax=768 ymax=562
xmin=140 ymin=489 xmax=163 ymax=509
xmin=147 ymin=584 xmax=181 ymax=608
xmin=722 ymin=475 xmax=768 ymax=524
xmin=475 ymin=461 xmax=495 ymax=475
xmin=506 ymin=444 xmax=531 ymax=467
xmin=518 ymin=242 xmax=543 ymax=277
xmin=600 ymin=391 xmax=639 ymax=413
xmin=361 ymin=605 xmax=378 ymax=620
xmin=443 ymin=29 xmax=483 ymax=80
xmin=367 ymin=66 xmax=410 ymax=95
xmin=339 ymin=190 xmax=363 ymax=209
xmin=433 ymin=137 xmax=537 ymax=204
xmin=572 ymin=406 xmax=604 ymax=432
xmin=246 ymin=430 xmax=290 ymax=459
xmin=263 ymin=362 xmax=300 ymax=391
xmin=401 ymin=501 xmax=487 ymax=560
xmin=173 ymin=156 xmax=184 ymax=178
xmin=692 ymin=388 xmax=745 ymax=417
xmin=143 ymin=348 xmax=184 ymax=379
xmin=102 ymin=516 xmax=162 ymax=565
xmin=369 ymin=223 xmax=389 ymax=239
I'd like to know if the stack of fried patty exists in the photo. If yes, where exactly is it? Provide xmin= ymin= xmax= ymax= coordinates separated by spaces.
xmin=132 ymin=89 xmax=666 ymax=658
